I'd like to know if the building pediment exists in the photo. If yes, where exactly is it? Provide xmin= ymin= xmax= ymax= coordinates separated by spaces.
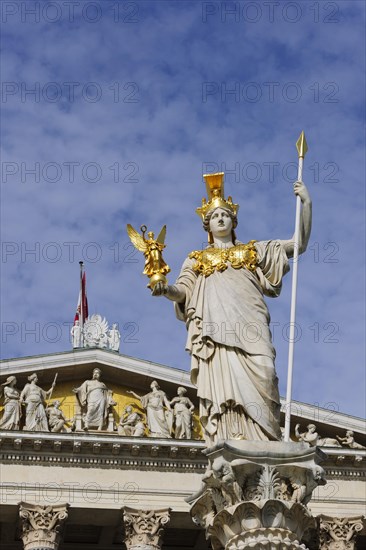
xmin=0 ymin=348 xmax=193 ymax=395
xmin=1 ymin=349 xmax=365 ymax=447
xmin=0 ymin=348 xmax=202 ymax=440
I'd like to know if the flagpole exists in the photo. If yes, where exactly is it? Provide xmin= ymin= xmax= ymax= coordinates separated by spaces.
xmin=79 ymin=261 xmax=84 ymax=347
xmin=284 ymin=131 xmax=308 ymax=442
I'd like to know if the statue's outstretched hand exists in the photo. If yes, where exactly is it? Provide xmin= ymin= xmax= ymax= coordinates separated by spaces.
xmin=293 ymin=181 xmax=311 ymax=204
xmin=151 ymin=282 xmax=168 ymax=296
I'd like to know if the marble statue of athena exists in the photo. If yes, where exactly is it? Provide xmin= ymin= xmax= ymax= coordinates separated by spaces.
xmin=152 ymin=173 xmax=312 ymax=446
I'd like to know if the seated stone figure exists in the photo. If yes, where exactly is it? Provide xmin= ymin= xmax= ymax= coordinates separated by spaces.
xmin=46 ymin=400 xmax=71 ymax=433
xmin=118 ymin=405 xmax=145 ymax=437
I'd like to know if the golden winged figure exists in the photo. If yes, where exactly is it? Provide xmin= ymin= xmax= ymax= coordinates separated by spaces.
xmin=126 ymin=224 xmax=171 ymax=289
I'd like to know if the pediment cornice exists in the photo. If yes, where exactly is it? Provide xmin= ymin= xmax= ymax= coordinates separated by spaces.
xmin=0 ymin=349 xmax=192 ymax=394
xmin=0 ymin=430 xmax=364 ymax=476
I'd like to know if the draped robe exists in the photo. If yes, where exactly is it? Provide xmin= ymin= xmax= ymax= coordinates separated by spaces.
xmin=0 ymin=386 xmax=21 ymax=430
xmin=174 ymin=240 xmax=289 ymax=445
xmin=75 ymin=379 xmax=109 ymax=429
xmin=20 ymin=383 xmax=49 ymax=432
xmin=140 ymin=390 xmax=172 ymax=438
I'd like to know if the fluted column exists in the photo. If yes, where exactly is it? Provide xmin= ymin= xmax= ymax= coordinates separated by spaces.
xmin=319 ymin=515 xmax=365 ymax=550
xmin=19 ymin=502 xmax=69 ymax=550
xmin=122 ymin=507 xmax=171 ymax=550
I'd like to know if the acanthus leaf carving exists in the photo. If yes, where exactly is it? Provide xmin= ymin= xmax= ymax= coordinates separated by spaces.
xmin=122 ymin=507 xmax=171 ymax=550
xmin=19 ymin=502 xmax=69 ymax=550
xmin=189 ymin=441 xmax=326 ymax=550
xmin=319 ymin=515 xmax=365 ymax=550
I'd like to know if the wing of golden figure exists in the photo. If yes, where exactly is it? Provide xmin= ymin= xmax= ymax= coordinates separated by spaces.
xmin=156 ymin=225 xmax=167 ymax=245
xmin=126 ymin=224 xmax=148 ymax=252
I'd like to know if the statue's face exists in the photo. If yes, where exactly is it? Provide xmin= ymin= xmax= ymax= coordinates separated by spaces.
xmin=93 ymin=370 xmax=101 ymax=380
xmin=209 ymin=208 xmax=233 ymax=238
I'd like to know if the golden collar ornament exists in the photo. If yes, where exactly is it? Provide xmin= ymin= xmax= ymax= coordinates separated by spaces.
xmin=189 ymin=241 xmax=257 ymax=277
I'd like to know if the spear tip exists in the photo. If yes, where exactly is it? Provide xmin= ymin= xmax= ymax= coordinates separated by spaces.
xmin=296 ymin=130 xmax=308 ymax=158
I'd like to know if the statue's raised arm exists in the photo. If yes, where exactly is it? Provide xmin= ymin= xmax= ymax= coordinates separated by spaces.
xmin=280 ymin=180 xmax=312 ymax=258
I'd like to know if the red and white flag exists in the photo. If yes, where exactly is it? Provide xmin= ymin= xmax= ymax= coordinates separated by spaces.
xmin=74 ymin=269 xmax=88 ymax=326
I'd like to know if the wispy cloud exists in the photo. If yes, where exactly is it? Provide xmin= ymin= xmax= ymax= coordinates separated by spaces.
xmin=1 ymin=0 xmax=365 ymax=419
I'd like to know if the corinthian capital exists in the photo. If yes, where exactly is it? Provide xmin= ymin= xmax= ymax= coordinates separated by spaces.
xmin=19 ymin=502 xmax=69 ymax=550
xmin=122 ymin=507 xmax=171 ymax=550
xmin=319 ymin=515 xmax=365 ymax=550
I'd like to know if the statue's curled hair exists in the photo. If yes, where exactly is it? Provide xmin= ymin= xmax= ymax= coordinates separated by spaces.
xmin=202 ymin=207 xmax=238 ymax=232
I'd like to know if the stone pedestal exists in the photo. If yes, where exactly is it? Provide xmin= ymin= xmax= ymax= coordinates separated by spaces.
xmin=122 ymin=507 xmax=171 ymax=550
xmin=188 ymin=441 xmax=326 ymax=550
xmin=107 ymin=411 xmax=115 ymax=432
xmin=18 ymin=502 xmax=69 ymax=550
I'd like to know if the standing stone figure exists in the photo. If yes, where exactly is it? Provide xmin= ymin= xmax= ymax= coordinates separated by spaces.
xmin=118 ymin=405 xmax=145 ymax=436
xmin=109 ymin=323 xmax=121 ymax=352
xmin=73 ymin=368 xmax=112 ymax=431
xmin=20 ymin=373 xmax=56 ymax=432
xmin=0 ymin=376 xmax=21 ymax=430
xmin=170 ymin=387 xmax=194 ymax=439
xmin=128 ymin=381 xmax=172 ymax=438
xmin=71 ymin=320 xmax=82 ymax=348
xmin=151 ymin=173 xmax=312 ymax=445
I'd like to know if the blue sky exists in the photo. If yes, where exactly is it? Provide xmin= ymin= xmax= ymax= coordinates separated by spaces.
xmin=1 ymin=1 xmax=365 ymax=419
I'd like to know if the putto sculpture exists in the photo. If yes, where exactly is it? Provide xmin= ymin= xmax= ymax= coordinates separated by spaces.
xmin=131 ymin=171 xmax=312 ymax=446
